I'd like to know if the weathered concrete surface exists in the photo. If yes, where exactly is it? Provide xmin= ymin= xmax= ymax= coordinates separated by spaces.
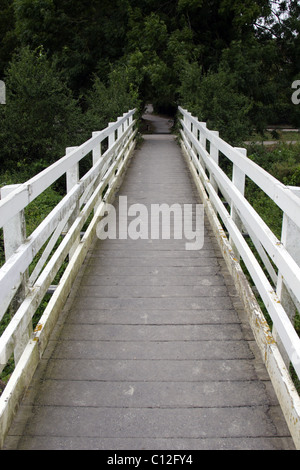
xmin=3 ymin=111 xmax=295 ymax=450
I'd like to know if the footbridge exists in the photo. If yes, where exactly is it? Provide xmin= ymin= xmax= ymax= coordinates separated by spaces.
xmin=0 ymin=107 xmax=299 ymax=450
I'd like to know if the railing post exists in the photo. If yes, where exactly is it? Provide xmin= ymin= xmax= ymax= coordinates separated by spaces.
xmin=116 ymin=116 xmax=123 ymax=140
xmin=108 ymin=122 xmax=115 ymax=149
xmin=92 ymin=131 xmax=102 ymax=165
xmin=209 ymin=131 xmax=219 ymax=192
xmin=184 ymin=111 xmax=193 ymax=153
xmin=198 ymin=122 xmax=207 ymax=170
xmin=92 ymin=132 xmax=103 ymax=213
xmin=230 ymin=148 xmax=246 ymax=258
xmin=191 ymin=116 xmax=197 ymax=155
xmin=274 ymin=186 xmax=300 ymax=367
xmin=199 ymin=123 xmax=206 ymax=150
xmin=0 ymin=185 xmax=31 ymax=364
xmin=65 ymin=147 xmax=80 ymax=259
xmin=128 ymin=112 xmax=134 ymax=126
xmin=123 ymin=112 xmax=128 ymax=131
xmin=122 ymin=113 xmax=129 ymax=152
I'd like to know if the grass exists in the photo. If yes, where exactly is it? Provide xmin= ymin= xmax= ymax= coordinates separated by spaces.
xmin=246 ymin=129 xmax=300 ymax=144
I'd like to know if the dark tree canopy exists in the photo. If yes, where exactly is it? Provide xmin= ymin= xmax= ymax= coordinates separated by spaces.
xmin=0 ymin=0 xmax=299 ymax=155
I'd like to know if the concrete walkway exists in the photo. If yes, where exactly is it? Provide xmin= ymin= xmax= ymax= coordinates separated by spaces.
xmin=3 ymin=111 xmax=295 ymax=450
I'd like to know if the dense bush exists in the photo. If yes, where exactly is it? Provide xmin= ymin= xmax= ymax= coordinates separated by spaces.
xmin=0 ymin=47 xmax=82 ymax=171
xmin=178 ymin=60 xmax=253 ymax=145
xmin=245 ymin=142 xmax=300 ymax=239
xmin=84 ymin=66 xmax=141 ymax=132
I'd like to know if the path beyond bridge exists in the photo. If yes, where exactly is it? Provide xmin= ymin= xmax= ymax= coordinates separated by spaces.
xmin=3 ymin=110 xmax=295 ymax=450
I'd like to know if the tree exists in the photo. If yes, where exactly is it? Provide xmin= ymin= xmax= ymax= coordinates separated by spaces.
xmin=0 ymin=0 xmax=297 ymax=138
xmin=248 ymin=1 xmax=300 ymax=126
xmin=178 ymin=59 xmax=253 ymax=144
xmin=84 ymin=66 xmax=141 ymax=132
xmin=0 ymin=46 xmax=82 ymax=170
xmin=0 ymin=0 xmax=18 ymax=76
xmin=175 ymin=0 xmax=271 ymax=71
xmin=13 ymin=0 xmax=130 ymax=91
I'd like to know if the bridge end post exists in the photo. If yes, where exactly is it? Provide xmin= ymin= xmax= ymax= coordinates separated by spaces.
xmin=0 ymin=185 xmax=32 ymax=364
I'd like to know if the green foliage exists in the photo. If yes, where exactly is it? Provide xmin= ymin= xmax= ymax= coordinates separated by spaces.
xmin=219 ymin=0 xmax=271 ymax=29
xmin=84 ymin=66 xmax=141 ymax=132
xmin=245 ymin=143 xmax=300 ymax=240
xmin=13 ymin=0 xmax=130 ymax=90
xmin=0 ymin=46 xmax=82 ymax=170
xmin=0 ymin=0 xmax=18 ymax=76
xmin=178 ymin=60 xmax=253 ymax=144
xmin=248 ymin=142 xmax=300 ymax=186
xmin=0 ymin=0 xmax=298 ymax=154
xmin=0 ymin=0 xmax=296 ymax=133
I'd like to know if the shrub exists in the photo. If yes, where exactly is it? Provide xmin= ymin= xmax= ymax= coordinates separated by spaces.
xmin=178 ymin=61 xmax=253 ymax=145
xmin=0 ymin=46 xmax=82 ymax=171
xmin=84 ymin=66 xmax=141 ymax=132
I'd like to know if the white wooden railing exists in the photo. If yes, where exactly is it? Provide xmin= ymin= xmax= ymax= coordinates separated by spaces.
xmin=0 ymin=109 xmax=137 ymax=447
xmin=179 ymin=107 xmax=300 ymax=448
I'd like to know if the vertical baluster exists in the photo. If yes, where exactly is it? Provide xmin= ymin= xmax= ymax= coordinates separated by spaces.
xmin=117 ymin=116 xmax=123 ymax=140
xmin=108 ymin=122 xmax=115 ymax=149
xmin=65 ymin=147 xmax=80 ymax=259
xmin=184 ymin=111 xmax=192 ymax=152
xmin=198 ymin=122 xmax=206 ymax=171
xmin=230 ymin=147 xmax=246 ymax=258
xmin=181 ymin=110 xmax=188 ymax=149
xmin=92 ymin=131 xmax=102 ymax=165
xmin=122 ymin=113 xmax=129 ymax=157
xmin=209 ymin=130 xmax=219 ymax=193
xmin=192 ymin=117 xmax=199 ymax=160
xmin=0 ymin=185 xmax=31 ymax=364
xmin=92 ymin=132 xmax=103 ymax=213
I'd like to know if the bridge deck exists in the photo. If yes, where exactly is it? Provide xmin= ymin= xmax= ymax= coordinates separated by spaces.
xmin=3 ymin=114 xmax=295 ymax=450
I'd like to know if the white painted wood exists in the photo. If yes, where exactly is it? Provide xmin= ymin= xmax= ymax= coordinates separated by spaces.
xmin=108 ymin=122 xmax=115 ymax=149
xmin=0 ymin=109 xmax=137 ymax=448
xmin=0 ymin=118 xmax=136 ymax=323
xmin=1 ymin=185 xmax=25 ymax=261
xmin=92 ymin=131 xmax=102 ymax=165
xmin=0 ymin=110 xmax=136 ymax=337
xmin=0 ymin=110 xmax=136 ymax=228
xmin=274 ymin=188 xmax=300 ymax=367
xmin=29 ymin=211 xmax=72 ymax=287
xmin=230 ymin=148 xmax=246 ymax=258
xmin=178 ymin=107 xmax=300 ymax=231
xmin=66 ymin=147 xmax=80 ymax=259
xmin=209 ymin=131 xmax=219 ymax=192
xmin=0 ymin=185 xmax=32 ymax=364
xmin=180 ymin=117 xmax=300 ymax=312
xmin=0 ymin=111 xmax=135 ymax=364
xmin=179 ymin=107 xmax=300 ymax=382
xmin=181 ymin=137 xmax=300 ymax=449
